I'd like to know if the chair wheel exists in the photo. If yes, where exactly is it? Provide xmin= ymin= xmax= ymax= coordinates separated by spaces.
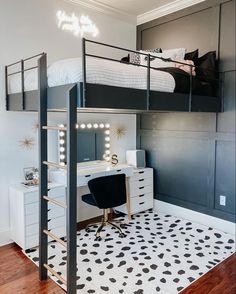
xmin=119 ymin=233 xmax=126 ymax=238
xmin=95 ymin=236 xmax=102 ymax=241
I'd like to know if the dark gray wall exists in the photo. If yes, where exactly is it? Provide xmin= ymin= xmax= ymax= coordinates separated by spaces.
xmin=137 ymin=0 xmax=235 ymax=222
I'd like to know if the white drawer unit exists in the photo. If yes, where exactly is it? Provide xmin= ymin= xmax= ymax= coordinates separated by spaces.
xmin=115 ymin=168 xmax=154 ymax=215
xmin=9 ymin=183 xmax=66 ymax=250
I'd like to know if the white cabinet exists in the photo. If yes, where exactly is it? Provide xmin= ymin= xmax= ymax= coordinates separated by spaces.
xmin=116 ymin=168 xmax=153 ymax=215
xmin=9 ymin=183 xmax=66 ymax=250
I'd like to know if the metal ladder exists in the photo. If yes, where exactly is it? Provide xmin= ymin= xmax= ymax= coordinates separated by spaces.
xmin=38 ymin=55 xmax=78 ymax=294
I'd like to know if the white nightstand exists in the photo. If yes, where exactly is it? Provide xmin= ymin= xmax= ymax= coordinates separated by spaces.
xmin=9 ymin=183 xmax=66 ymax=250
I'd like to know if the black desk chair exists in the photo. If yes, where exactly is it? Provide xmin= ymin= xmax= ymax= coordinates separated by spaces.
xmin=81 ymin=174 xmax=127 ymax=241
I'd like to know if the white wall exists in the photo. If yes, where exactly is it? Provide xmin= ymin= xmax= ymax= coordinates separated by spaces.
xmin=0 ymin=0 xmax=136 ymax=245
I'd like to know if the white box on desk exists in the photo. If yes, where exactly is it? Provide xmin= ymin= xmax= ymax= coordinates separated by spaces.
xmin=126 ymin=150 xmax=146 ymax=168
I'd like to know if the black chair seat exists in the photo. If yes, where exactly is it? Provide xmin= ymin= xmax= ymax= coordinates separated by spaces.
xmin=81 ymin=193 xmax=98 ymax=207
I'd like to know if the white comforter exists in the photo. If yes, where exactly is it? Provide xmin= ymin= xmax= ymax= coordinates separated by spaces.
xmin=8 ymin=57 xmax=175 ymax=94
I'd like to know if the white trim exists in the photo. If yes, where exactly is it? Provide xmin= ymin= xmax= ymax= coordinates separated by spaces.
xmin=137 ymin=0 xmax=206 ymax=25
xmin=154 ymin=199 xmax=236 ymax=235
xmin=65 ymin=0 xmax=136 ymax=24
xmin=0 ymin=229 xmax=12 ymax=247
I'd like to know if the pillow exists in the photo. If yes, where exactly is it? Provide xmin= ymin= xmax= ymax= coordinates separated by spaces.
xmin=175 ymin=59 xmax=196 ymax=76
xmin=130 ymin=48 xmax=162 ymax=65
xmin=195 ymin=51 xmax=217 ymax=83
xmin=184 ymin=49 xmax=199 ymax=62
xmin=162 ymin=48 xmax=186 ymax=61
xmin=140 ymin=51 xmax=176 ymax=68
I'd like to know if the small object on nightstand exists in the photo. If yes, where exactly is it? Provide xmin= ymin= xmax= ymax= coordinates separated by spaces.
xmin=23 ymin=167 xmax=39 ymax=181
xmin=21 ymin=179 xmax=39 ymax=188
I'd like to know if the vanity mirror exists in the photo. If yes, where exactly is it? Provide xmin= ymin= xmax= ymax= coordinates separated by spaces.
xmin=58 ymin=122 xmax=110 ymax=165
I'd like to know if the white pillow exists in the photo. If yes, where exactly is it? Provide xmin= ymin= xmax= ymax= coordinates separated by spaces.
xmin=140 ymin=51 xmax=176 ymax=68
xmin=162 ymin=48 xmax=186 ymax=61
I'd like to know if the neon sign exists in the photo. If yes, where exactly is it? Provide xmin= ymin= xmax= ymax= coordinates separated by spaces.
xmin=56 ymin=10 xmax=99 ymax=37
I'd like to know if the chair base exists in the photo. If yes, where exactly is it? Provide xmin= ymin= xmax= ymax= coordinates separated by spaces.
xmin=86 ymin=209 xmax=126 ymax=240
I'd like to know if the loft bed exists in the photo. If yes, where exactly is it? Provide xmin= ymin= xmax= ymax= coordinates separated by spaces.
xmin=5 ymin=38 xmax=222 ymax=113
xmin=5 ymin=39 xmax=223 ymax=294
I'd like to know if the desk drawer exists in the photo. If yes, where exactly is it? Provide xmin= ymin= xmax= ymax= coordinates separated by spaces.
xmin=130 ymin=169 xmax=153 ymax=182
xmin=129 ymin=177 xmax=152 ymax=190
xmin=77 ymin=172 xmax=106 ymax=186
xmin=108 ymin=167 xmax=133 ymax=177
xmin=25 ymin=206 xmax=65 ymax=226
xmin=130 ymin=193 xmax=153 ymax=213
xmin=129 ymin=184 xmax=152 ymax=197
xmin=115 ymin=193 xmax=153 ymax=215
xmin=26 ymin=216 xmax=65 ymax=237
xmin=25 ymin=196 xmax=65 ymax=215
xmin=24 ymin=186 xmax=65 ymax=204
xmin=26 ymin=226 xmax=66 ymax=249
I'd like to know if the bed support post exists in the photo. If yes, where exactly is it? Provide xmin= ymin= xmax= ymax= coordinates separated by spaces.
xmin=188 ymin=67 xmax=193 ymax=112
xmin=5 ymin=66 xmax=9 ymax=110
xmin=66 ymin=85 xmax=77 ymax=294
xmin=147 ymin=54 xmax=150 ymax=111
xmin=21 ymin=60 xmax=25 ymax=110
xmin=82 ymin=37 xmax=86 ymax=107
xmin=38 ymin=53 xmax=48 ymax=280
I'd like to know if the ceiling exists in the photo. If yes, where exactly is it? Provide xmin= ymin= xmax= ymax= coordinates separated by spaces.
xmin=68 ymin=0 xmax=205 ymax=24
xmin=92 ymin=0 xmax=174 ymax=16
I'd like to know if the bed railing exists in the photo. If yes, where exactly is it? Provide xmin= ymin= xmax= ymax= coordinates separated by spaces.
xmin=82 ymin=38 xmax=195 ymax=111
xmin=5 ymin=52 xmax=46 ymax=110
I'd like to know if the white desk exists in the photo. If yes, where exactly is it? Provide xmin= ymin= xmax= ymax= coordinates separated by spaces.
xmin=50 ymin=162 xmax=134 ymax=220
xmin=9 ymin=163 xmax=153 ymax=249
xmin=50 ymin=162 xmax=133 ymax=186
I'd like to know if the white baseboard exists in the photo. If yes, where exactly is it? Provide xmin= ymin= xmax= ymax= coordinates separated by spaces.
xmin=0 ymin=229 xmax=13 ymax=247
xmin=154 ymin=200 xmax=236 ymax=235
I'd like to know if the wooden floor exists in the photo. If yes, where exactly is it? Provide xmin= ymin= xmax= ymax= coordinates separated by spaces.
xmin=0 ymin=242 xmax=235 ymax=294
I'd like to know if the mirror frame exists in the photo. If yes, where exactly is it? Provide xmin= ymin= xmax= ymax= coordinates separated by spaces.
xmin=58 ymin=122 xmax=110 ymax=165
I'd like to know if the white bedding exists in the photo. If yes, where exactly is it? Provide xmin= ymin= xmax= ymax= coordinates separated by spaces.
xmin=8 ymin=57 xmax=175 ymax=94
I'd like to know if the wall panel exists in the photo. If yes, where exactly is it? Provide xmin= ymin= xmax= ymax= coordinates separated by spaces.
xmin=137 ymin=0 xmax=235 ymax=222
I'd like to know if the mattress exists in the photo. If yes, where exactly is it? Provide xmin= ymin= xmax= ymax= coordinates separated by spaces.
xmin=8 ymin=57 xmax=175 ymax=94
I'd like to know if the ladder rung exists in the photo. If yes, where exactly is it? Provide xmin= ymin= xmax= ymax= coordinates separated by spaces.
xmin=43 ymin=196 xmax=67 ymax=209
xmin=43 ymin=161 xmax=66 ymax=169
xmin=42 ymin=125 xmax=67 ymax=131
xmin=44 ymin=263 xmax=67 ymax=286
xmin=43 ymin=230 xmax=67 ymax=247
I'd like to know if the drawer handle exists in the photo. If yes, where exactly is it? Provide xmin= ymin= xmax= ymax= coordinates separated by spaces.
xmin=48 ymin=209 xmax=51 ymax=212
xmin=116 ymin=169 xmax=121 ymax=172
xmin=139 ymin=186 xmax=144 ymax=189
xmin=85 ymin=175 xmax=91 ymax=178
xmin=139 ymin=179 xmax=144 ymax=182
xmin=47 ymin=188 xmax=51 ymax=192
xmin=139 ymin=202 xmax=145 ymax=205
xmin=139 ymin=194 xmax=145 ymax=198
xmin=48 ymin=219 xmax=51 ymax=222
xmin=138 ymin=171 xmax=144 ymax=174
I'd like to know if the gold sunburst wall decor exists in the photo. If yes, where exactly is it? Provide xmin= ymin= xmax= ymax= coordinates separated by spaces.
xmin=19 ymin=137 xmax=35 ymax=150
xmin=115 ymin=126 xmax=126 ymax=139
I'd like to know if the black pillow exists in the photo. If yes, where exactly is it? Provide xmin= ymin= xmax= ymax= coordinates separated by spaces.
xmin=120 ymin=54 xmax=130 ymax=63
xmin=184 ymin=49 xmax=199 ymax=62
xmin=195 ymin=51 xmax=217 ymax=83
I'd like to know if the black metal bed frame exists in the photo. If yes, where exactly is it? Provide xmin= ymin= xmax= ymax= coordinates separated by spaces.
xmin=5 ymin=38 xmax=222 ymax=113
xmin=81 ymin=38 xmax=196 ymax=111
xmin=4 ymin=38 xmax=223 ymax=294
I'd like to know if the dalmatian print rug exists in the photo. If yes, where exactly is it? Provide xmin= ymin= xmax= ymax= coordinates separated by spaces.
xmin=24 ymin=210 xmax=235 ymax=293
